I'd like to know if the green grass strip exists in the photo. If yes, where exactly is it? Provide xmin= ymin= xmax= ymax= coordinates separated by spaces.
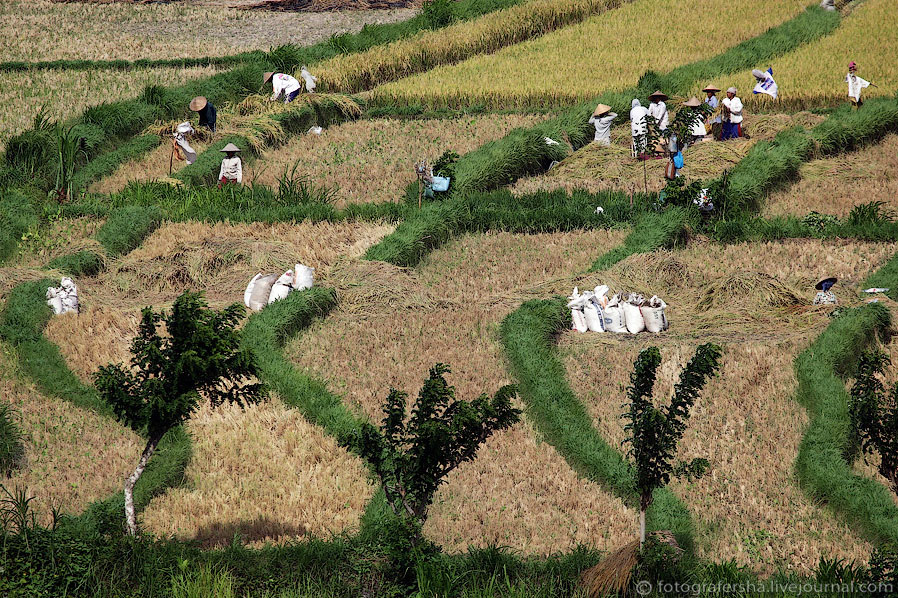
xmin=0 ymin=53 xmax=266 ymax=73
xmin=0 ymin=190 xmax=39 ymax=264
xmin=589 ymin=207 xmax=690 ymax=271
xmin=47 ymin=250 xmax=105 ymax=277
xmin=0 ymin=401 xmax=25 ymax=477
xmin=793 ymin=302 xmax=898 ymax=546
xmin=69 ymin=134 xmax=159 ymax=192
xmin=864 ymin=252 xmax=898 ymax=302
xmin=95 ymin=205 xmax=162 ymax=257
xmin=500 ymin=297 xmax=693 ymax=550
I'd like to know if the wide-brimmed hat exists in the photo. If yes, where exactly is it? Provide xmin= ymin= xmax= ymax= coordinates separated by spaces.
xmin=726 ymin=86 xmax=738 ymax=94
xmin=702 ymin=84 xmax=721 ymax=92
xmin=815 ymin=276 xmax=837 ymax=290
xmin=593 ymin=103 xmax=612 ymax=117
xmin=189 ymin=96 xmax=207 ymax=112
xmin=648 ymin=90 xmax=668 ymax=101
xmin=263 ymin=71 xmax=275 ymax=84
xmin=220 ymin=143 xmax=241 ymax=153
xmin=682 ymin=97 xmax=701 ymax=107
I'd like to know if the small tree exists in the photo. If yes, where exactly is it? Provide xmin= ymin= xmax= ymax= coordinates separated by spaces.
xmin=94 ymin=291 xmax=264 ymax=535
xmin=344 ymin=364 xmax=520 ymax=545
xmin=848 ymin=350 xmax=898 ymax=493
xmin=622 ymin=343 xmax=722 ymax=545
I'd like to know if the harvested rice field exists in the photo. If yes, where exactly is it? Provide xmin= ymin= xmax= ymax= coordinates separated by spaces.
xmin=0 ymin=0 xmax=413 ymax=62
xmin=248 ymin=114 xmax=549 ymax=206
xmin=287 ymin=229 xmax=638 ymax=554
xmin=512 ymin=112 xmax=824 ymax=195
xmin=370 ymin=0 xmax=811 ymax=108
xmin=561 ymin=239 xmax=897 ymax=573
xmin=90 ymin=141 xmax=213 ymax=195
xmin=0 ymin=342 xmax=140 ymax=525
xmin=764 ymin=134 xmax=898 ymax=218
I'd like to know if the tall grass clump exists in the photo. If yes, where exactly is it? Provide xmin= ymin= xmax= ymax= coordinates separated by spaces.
xmin=811 ymin=96 xmax=898 ymax=155
xmin=95 ymin=205 xmax=161 ymax=257
xmin=0 ymin=402 xmax=26 ymax=477
xmin=500 ymin=298 xmax=694 ymax=549
xmin=47 ymin=250 xmax=105 ymax=277
xmin=0 ymin=191 xmax=39 ymax=263
xmin=794 ymin=302 xmax=898 ymax=546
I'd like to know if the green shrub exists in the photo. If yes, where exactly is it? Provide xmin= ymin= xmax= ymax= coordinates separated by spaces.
xmin=0 ymin=402 xmax=25 ymax=477
xmin=47 ymin=250 xmax=105 ymax=277
xmin=95 ymin=205 xmax=161 ymax=257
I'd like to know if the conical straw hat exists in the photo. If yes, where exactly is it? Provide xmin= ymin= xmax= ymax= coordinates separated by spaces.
xmin=648 ymin=90 xmax=668 ymax=100
xmin=682 ymin=97 xmax=701 ymax=107
xmin=220 ymin=143 xmax=241 ymax=153
xmin=263 ymin=71 xmax=274 ymax=84
xmin=189 ymin=96 xmax=207 ymax=111
xmin=593 ymin=103 xmax=612 ymax=116
xmin=702 ymin=84 xmax=721 ymax=92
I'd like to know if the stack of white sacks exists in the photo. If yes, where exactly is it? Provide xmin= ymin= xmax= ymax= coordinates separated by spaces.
xmin=567 ymin=285 xmax=668 ymax=334
xmin=244 ymin=264 xmax=315 ymax=312
xmin=46 ymin=277 xmax=80 ymax=315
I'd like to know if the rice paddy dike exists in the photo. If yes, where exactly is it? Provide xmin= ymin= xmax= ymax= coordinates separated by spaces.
xmin=2 ymin=0 xmax=898 ymax=596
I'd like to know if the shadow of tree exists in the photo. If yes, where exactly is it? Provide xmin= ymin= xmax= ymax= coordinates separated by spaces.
xmin=194 ymin=517 xmax=308 ymax=548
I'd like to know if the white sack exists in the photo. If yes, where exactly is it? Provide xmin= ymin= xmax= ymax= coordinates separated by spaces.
xmin=46 ymin=287 xmax=64 ymax=315
xmin=603 ymin=294 xmax=627 ymax=333
xmin=248 ymin=274 xmax=279 ymax=312
xmin=623 ymin=293 xmax=645 ymax=334
xmin=571 ymin=308 xmax=588 ymax=333
xmin=59 ymin=277 xmax=79 ymax=314
xmin=294 ymin=264 xmax=315 ymax=290
xmin=268 ymin=270 xmax=295 ymax=305
xmin=244 ymin=273 xmax=263 ymax=308
xmin=641 ymin=296 xmax=668 ymax=333
xmin=584 ymin=301 xmax=605 ymax=332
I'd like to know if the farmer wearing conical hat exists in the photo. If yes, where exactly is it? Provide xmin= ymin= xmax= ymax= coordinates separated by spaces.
xmin=683 ymin=97 xmax=708 ymax=144
xmin=846 ymin=61 xmax=877 ymax=109
xmin=264 ymin=71 xmax=302 ymax=103
xmin=721 ymin=86 xmax=744 ymax=140
xmin=588 ymin=103 xmax=617 ymax=146
xmin=218 ymin=143 xmax=242 ymax=187
xmin=702 ymin=84 xmax=722 ymax=140
xmin=189 ymin=96 xmax=216 ymax=133
xmin=647 ymin=90 xmax=669 ymax=131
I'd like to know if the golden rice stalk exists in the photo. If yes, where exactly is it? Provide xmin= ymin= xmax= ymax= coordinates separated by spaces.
xmin=238 ymin=93 xmax=362 ymax=119
xmin=580 ymin=540 xmax=639 ymax=597
xmin=142 ymin=120 xmax=214 ymax=143
xmin=696 ymin=271 xmax=807 ymax=311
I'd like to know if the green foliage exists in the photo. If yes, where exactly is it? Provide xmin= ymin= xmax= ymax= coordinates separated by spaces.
xmin=812 ymin=97 xmax=898 ymax=155
xmin=422 ymin=0 xmax=455 ymax=29
xmin=848 ymin=351 xmax=898 ymax=493
xmin=68 ymin=134 xmax=158 ymax=192
xmin=432 ymin=149 xmax=460 ymax=182
xmin=47 ymin=250 xmax=104 ymax=277
xmin=171 ymin=564 xmax=236 ymax=598
xmin=794 ymin=302 xmax=898 ymax=546
xmin=94 ymin=291 xmax=264 ymax=442
xmin=0 ymin=403 xmax=25 ymax=477
xmin=0 ymin=191 xmax=39 ymax=263
xmin=499 ymin=298 xmax=694 ymax=549
xmin=344 ymin=364 xmax=519 ymax=542
xmin=95 ymin=205 xmax=160 ymax=257
xmin=276 ymin=161 xmax=337 ymax=205
xmin=623 ymin=344 xmax=721 ymax=515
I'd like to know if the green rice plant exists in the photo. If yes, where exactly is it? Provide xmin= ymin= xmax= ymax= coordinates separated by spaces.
xmin=812 ymin=96 xmax=898 ymax=155
xmin=794 ymin=302 xmax=898 ymax=546
xmin=171 ymin=565 xmax=236 ymax=598
xmin=276 ymin=161 xmax=337 ymax=205
xmin=499 ymin=297 xmax=695 ymax=550
xmin=0 ymin=190 xmax=39 ymax=263
xmin=68 ymin=135 xmax=158 ymax=192
xmin=95 ymin=205 xmax=161 ymax=257
xmin=47 ymin=250 xmax=105 ymax=277
xmin=53 ymin=124 xmax=86 ymax=202
xmin=0 ymin=402 xmax=25 ymax=478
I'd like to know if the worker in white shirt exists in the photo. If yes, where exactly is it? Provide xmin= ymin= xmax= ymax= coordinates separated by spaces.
xmin=264 ymin=71 xmax=302 ymax=103
xmin=721 ymin=87 xmax=744 ymax=140
xmin=218 ymin=143 xmax=243 ymax=186
xmin=846 ymin=61 xmax=877 ymax=108
xmin=647 ymin=90 xmax=669 ymax=132
xmin=588 ymin=104 xmax=617 ymax=146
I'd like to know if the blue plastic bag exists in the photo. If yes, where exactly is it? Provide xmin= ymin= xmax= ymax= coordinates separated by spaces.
xmin=673 ymin=151 xmax=684 ymax=169
xmin=431 ymin=176 xmax=450 ymax=192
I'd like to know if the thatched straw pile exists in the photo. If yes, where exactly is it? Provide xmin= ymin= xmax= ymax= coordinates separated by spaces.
xmin=580 ymin=531 xmax=682 ymax=598
xmin=325 ymin=259 xmax=438 ymax=318
xmin=696 ymin=271 xmax=807 ymax=310
xmin=143 ymin=120 xmax=214 ymax=144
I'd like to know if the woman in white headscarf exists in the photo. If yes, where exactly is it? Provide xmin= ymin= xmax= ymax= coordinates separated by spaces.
xmin=630 ymin=99 xmax=648 ymax=157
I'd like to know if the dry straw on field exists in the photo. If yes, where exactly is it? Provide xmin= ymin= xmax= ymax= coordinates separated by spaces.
xmin=0 ymin=342 xmax=140 ymax=525
xmin=45 ymin=306 xmax=140 ymax=383
xmin=249 ymin=114 xmax=548 ymax=205
xmin=0 ymin=0 xmax=412 ymax=62
xmin=316 ymin=0 xmax=625 ymax=93
xmin=289 ymin=229 xmax=637 ymax=555
xmin=0 ymin=67 xmax=221 ymax=152
xmin=141 ymin=398 xmax=375 ymax=547
xmin=90 ymin=141 xmax=210 ymax=194
xmin=562 ymin=240 xmax=897 ymax=572
xmin=740 ymin=0 xmax=898 ymax=112
xmin=371 ymin=0 xmax=812 ymax=108
xmin=512 ymin=112 xmax=823 ymax=195
xmin=764 ymin=134 xmax=898 ymax=218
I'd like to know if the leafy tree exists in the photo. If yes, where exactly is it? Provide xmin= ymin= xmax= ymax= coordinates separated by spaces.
xmin=94 ymin=291 xmax=264 ymax=535
xmin=622 ymin=343 xmax=722 ymax=545
xmin=344 ymin=364 xmax=520 ymax=546
xmin=848 ymin=350 xmax=898 ymax=493
xmin=665 ymin=103 xmax=712 ymax=153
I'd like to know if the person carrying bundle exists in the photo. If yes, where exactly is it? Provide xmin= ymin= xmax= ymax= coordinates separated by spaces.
xmin=703 ymin=85 xmax=722 ymax=140
xmin=264 ymin=71 xmax=302 ymax=103
xmin=189 ymin=96 xmax=217 ymax=132
xmin=218 ymin=143 xmax=242 ymax=186
xmin=588 ymin=103 xmax=617 ymax=146
xmin=721 ymin=86 xmax=744 ymax=140
xmin=846 ymin=61 xmax=877 ymax=109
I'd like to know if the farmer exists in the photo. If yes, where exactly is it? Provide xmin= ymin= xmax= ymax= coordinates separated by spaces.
xmin=846 ymin=61 xmax=876 ymax=108
xmin=218 ymin=143 xmax=242 ymax=186
xmin=588 ymin=103 xmax=617 ymax=146
xmin=629 ymin=98 xmax=649 ymax=158
xmin=300 ymin=66 xmax=317 ymax=93
xmin=703 ymin=84 xmax=722 ymax=140
xmin=647 ymin=90 xmax=669 ymax=132
xmin=683 ymin=97 xmax=707 ymax=145
xmin=721 ymin=87 xmax=744 ymax=140
xmin=264 ymin=71 xmax=302 ymax=103
xmin=189 ymin=96 xmax=216 ymax=133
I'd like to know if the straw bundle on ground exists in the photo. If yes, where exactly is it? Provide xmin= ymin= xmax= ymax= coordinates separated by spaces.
xmin=236 ymin=93 xmax=362 ymax=118
xmin=696 ymin=271 xmax=807 ymax=310
xmin=325 ymin=259 xmax=437 ymax=318
xmin=143 ymin=120 xmax=214 ymax=144
xmin=580 ymin=539 xmax=639 ymax=597
xmin=608 ymin=251 xmax=693 ymax=291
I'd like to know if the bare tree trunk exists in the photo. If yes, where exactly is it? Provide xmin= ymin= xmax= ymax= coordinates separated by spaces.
xmin=124 ymin=435 xmax=161 ymax=536
xmin=639 ymin=508 xmax=646 ymax=547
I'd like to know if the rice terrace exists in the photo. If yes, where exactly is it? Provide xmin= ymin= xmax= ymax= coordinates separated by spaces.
xmin=3 ymin=0 xmax=898 ymax=595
